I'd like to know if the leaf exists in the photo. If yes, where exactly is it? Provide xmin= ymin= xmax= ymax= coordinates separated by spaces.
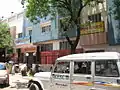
xmin=22 ymin=0 xmax=101 ymax=53
xmin=0 ymin=22 xmax=12 ymax=48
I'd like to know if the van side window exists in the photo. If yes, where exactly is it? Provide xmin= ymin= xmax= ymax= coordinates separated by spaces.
xmin=95 ymin=60 xmax=119 ymax=77
xmin=74 ymin=61 xmax=91 ymax=74
xmin=54 ymin=62 xmax=70 ymax=73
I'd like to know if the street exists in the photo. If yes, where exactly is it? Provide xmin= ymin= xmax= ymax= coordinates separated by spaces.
xmin=0 ymin=73 xmax=29 ymax=90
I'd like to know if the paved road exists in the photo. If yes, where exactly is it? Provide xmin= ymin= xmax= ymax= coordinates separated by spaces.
xmin=0 ymin=73 xmax=29 ymax=90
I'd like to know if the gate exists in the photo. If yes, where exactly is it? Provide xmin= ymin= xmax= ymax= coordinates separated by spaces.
xmin=41 ymin=48 xmax=84 ymax=64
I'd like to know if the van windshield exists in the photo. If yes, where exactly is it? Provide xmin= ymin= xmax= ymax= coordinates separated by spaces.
xmin=95 ymin=60 xmax=119 ymax=77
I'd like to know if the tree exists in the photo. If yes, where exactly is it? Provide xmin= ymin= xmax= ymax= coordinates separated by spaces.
xmin=0 ymin=21 xmax=12 ymax=49
xmin=22 ymin=0 xmax=102 ymax=54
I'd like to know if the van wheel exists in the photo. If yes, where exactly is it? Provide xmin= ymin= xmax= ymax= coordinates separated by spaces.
xmin=5 ymin=79 xmax=9 ymax=87
xmin=29 ymin=83 xmax=40 ymax=90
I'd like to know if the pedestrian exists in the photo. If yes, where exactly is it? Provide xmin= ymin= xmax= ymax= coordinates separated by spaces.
xmin=11 ymin=64 xmax=15 ymax=75
xmin=20 ymin=64 xmax=27 ymax=76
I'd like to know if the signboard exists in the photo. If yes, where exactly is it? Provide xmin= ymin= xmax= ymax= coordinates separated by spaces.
xmin=80 ymin=21 xmax=104 ymax=35
xmin=15 ymin=36 xmax=30 ymax=46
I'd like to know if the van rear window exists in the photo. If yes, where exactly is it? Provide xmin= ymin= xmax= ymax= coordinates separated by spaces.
xmin=95 ymin=60 xmax=119 ymax=77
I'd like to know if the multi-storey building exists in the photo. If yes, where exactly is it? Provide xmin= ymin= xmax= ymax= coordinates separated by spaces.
xmin=32 ymin=0 xmax=108 ymax=63
xmin=4 ymin=0 xmax=120 ymax=64
xmin=31 ymin=0 xmax=120 ymax=64
xmin=3 ymin=12 xmax=24 ymax=52
xmin=75 ymin=0 xmax=107 ymax=52
xmin=3 ymin=12 xmax=25 ymax=63
xmin=3 ymin=11 xmax=36 ymax=64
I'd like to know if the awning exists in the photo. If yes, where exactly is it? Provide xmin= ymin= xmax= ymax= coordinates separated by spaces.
xmin=16 ymin=44 xmax=37 ymax=53
xmin=16 ymin=44 xmax=36 ymax=49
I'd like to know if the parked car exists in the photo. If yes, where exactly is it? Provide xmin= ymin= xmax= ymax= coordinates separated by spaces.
xmin=28 ymin=52 xmax=120 ymax=90
xmin=0 ymin=62 xmax=9 ymax=86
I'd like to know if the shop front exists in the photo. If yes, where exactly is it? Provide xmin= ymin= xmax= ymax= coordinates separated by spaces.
xmin=16 ymin=44 xmax=36 ymax=64
xmin=77 ymin=21 xmax=108 ymax=52
xmin=15 ymin=36 xmax=36 ymax=64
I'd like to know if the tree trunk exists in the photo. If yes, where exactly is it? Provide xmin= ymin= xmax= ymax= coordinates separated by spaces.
xmin=70 ymin=24 xmax=81 ymax=54
xmin=66 ymin=23 xmax=81 ymax=54
xmin=70 ymin=45 xmax=76 ymax=54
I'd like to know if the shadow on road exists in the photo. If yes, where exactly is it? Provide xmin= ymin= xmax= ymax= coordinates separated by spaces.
xmin=13 ymin=81 xmax=28 ymax=89
xmin=0 ymin=84 xmax=9 ymax=88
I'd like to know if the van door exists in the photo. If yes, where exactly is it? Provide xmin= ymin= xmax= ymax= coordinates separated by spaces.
xmin=71 ymin=61 xmax=94 ymax=90
xmin=50 ymin=61 xmax=70 ymax=90
xmin=94 ymin=60 xmax=120 ymax=90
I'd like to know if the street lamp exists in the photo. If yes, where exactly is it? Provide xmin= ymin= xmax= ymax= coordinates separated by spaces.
xmin=25 ymin=53 xmax=29 ymax=56
xmin=33 ymin=52 xmax=36 ymax=63
xmin=25 ymin=53 xmax=29 ymax=71
xmin=33 ymin=52 xmax=36 ymax=56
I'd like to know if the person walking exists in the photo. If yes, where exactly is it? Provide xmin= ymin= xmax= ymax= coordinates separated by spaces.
xmin=11 ymin=64 xmax=15 ymax=75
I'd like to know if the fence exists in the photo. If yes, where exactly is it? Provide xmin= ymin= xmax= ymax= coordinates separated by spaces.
xmin=41 ymin=48 xmax=84 ymax=64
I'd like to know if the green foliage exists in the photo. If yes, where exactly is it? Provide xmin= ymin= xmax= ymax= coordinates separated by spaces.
xmin=7 ymin=48 xmax=13 ymax=54
xmin=112 ymin=0 xmax=120 ymax=20
xmin=0 ymin=22 xmax=12 ymax=48
xmin=22 ymin=0 xmax=101 ymax=53
xmin=22 ymin=0 xmax=100 ymax=23
xmin=110 ymin=0 xmax=120 ymax=20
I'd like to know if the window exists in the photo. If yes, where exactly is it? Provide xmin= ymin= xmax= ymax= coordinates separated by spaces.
xmin=42 ymin=27 xmax=46 ymax=33
xmin=60 ymin=40 xmax=75 ymax=50
xmin=29 ymin=30 xmax=32 ymax=36
xmin=88 ymin=13 xmax=101 ymax=22
xmin=95 ymin=60 xmax=119 ymax=77
xmin=74 ymin=61 xmax=91 ymax=74
xmin=42 ymin=25 xmax=51 ymax=33
xmin=48 ymin=25 xmax=51 ymax=31
xmin=41 ymin=43 xmax=53 ymax=51
xmin=54 ymin=62 xmax=70 ymax=73
xmin=18 ymin=33 xmax=22 ymax=38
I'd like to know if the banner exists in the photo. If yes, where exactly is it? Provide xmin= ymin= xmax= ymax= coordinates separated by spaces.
xmin=15 ymin=36 xmax=30 ymax=45
xmin=80 ymin=21 xmax=104 ymax=35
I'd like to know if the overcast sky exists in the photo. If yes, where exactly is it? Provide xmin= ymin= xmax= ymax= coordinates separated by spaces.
xmin=0 ymin=0 xmax=24 ymax=18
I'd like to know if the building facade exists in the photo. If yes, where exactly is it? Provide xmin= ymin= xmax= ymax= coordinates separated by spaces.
xmin=31 ymin=0 xmax=120 ymax=64
xmin=4 ymin=11 xmax=36 ymax=64
xmin=33 ymin=0 xmax=108 ymax=53
xmin=4 ymin=0 xmax=120 ymax=64
xmin=3 ymin=12 xmax=25 ymax=63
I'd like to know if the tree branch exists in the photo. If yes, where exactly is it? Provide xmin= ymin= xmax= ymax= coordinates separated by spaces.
xmin=57 ymin=0 xmax=72 ymax=16
xmin=77 ymin=0 xmax=93 ymax=20
xmin=82 ymin=0 xmax=91 ymax=8
xmin=77 ymin=0 xmax=84 ymax=18
xmin=65 ymin=35 xmax=73 ymax=46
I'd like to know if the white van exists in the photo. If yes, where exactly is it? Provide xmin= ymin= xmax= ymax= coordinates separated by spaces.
xmin=28 ymin=52 xmax=120 ymax=90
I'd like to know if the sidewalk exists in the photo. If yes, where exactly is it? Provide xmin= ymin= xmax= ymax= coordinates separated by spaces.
xmin=3 ymin=73 xmax=29 ymax=90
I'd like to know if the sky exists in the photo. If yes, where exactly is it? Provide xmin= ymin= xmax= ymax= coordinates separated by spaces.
xmin=0 ymin=0 xmax=24 ymax=18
